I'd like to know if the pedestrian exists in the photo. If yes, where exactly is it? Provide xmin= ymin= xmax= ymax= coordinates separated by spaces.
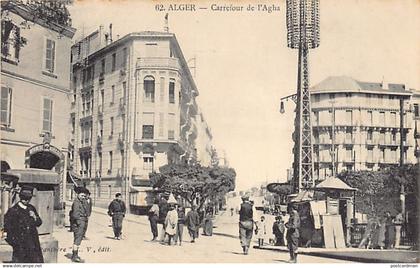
xmin=384 ymin=211 xmax=396 ymax=249
xmin=272 ymin=216 xmax=285 ymax=246
xmin=174 ymin=205 xmax=186 ymax=245
xmin=4 ymin=186 xmax=44 ymax=263
xmin=158 ymin=196 xmax=169 ymax=242
xmin=165 ymin=204 xmax=178 ymax=245
xmin=377 ymin=215 xmax=386 ymax=250
xmin=394 ymin=211 xmax=404 ymax=248
xmin=70 ymin=188 xmax=88 ymax=262
xmin=285 ymin=204 xmax=300 ymax=263
xmin=148 ymin=199 xmax=160 ymax=241
xmin=203 ymin=210 xmax=213 ymax=236
xmin=238 ymin=194 xmax=254 ymax=255
xmin=255 ymin=215 xmax=267 ymax=247
xmin=107 ymin=193 xmax=126 ymax=240
xmin=83 ymin=188 xmax=92 ymax=240
xmin=185 ymin=205 xmax=200 ymax=243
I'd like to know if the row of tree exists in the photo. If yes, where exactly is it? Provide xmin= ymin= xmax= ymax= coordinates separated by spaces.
xmin=149 ymin=163 xmax=236 ymax=210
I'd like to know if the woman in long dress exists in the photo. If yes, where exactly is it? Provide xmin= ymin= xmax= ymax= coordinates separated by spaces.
xmin=165 ymin=204 xmax=178 ymax=245
xmin=203 ymin=211 xmax=213 ymax=236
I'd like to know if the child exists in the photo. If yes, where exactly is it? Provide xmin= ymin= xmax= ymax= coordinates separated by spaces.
xmin=255 ymin=216 xmax=267 ymax=247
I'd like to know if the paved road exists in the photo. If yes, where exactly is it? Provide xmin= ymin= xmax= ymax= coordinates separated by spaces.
xmin=53 ymin=202 xmax=352 ymax=263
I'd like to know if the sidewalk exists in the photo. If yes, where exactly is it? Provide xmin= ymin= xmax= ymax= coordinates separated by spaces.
xmin=254 ymin=244 xmax=419 ymax=263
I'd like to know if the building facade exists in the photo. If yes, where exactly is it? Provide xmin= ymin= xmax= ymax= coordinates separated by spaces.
xmin=69 ymin=29 xmax=213 ymax=210
xmin=1 ymin=1 xmax=75 ymax=188
xmin=310 ymin=76 xmax=417 ymax=181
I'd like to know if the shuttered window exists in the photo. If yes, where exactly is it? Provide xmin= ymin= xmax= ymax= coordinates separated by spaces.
xmin=1 ymin=87 xmax=12 ymax=126
xmin=45 ymin=39 xmax=56 ymax=73
xmin=42 ymin=98 xmax=53 ymax=133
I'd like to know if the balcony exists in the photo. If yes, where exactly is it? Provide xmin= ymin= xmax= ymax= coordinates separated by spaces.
xmin=378 ymin=158 xmax=399 ymax=166
xmin=120 ymin=68 xmax=127 ymax=77
xmin=343 ymin=158 xmax=355 ymax=164
xmin=97 ymin=135 xmax=103 ymax=147
xmin=366 ymin=139 xmax=376 ymax=147
xmin=136 ymin=57 xmax=180 ymax=71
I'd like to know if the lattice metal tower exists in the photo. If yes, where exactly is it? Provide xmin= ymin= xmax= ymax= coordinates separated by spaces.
xmin=286 ymin=0 xmax=320 ymax=192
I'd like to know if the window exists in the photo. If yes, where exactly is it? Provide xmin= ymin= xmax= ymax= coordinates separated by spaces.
xmin=367 ymin=130 xmax=373 ymax=141
xmin=169 ymin=79 xmax=175 ymax=104
xmin=122 ymin=48 xmax=127 ymax=68
xmin=168 ymin=113 xmax=175 ymax=139
xmin=346 ymin=110 xmax=352 ymax=125
xmin=45 ymin=39 xmax=56 ymax=73
xmin=98 ymin=152 xmax=102 ymax=175
xmin=120 ymin=150 xmax=125 ymax=170
xmin=144 ymin=76 xmax=155 ymax=103
xmin=379 ymin=112 xmax=385 ymax=125
xmin=158 ymin=113 xmax=164 ymax=137
xmin=414 ymin=104 xmax=419 ymax=117
xmin=346 ymin=128 xmax=352 ymax=142
xmin=108 ymin=151 xmax=113 ymax=173
xmin=314 ymin=94 xmax=320 ymax=102
xmin=111 ymin=85 xmax=115 ymax=104
xmin=142 ymin=125 xmax=154 ymax=139
xmin=346 ymin=148 xmax=353 ymax=160
xmin=143 ymin=157 xmax=154 ymax=171
xmin=1 ymin=86 xmax=12 ymax=127
xmin=1 ymin=20 xmax=21 ymax=61
xmin=392 ymin=132 xmax=396 ymax=142
xmin=99 ymin=120 xmax=103 ymax=138
xmin=110 ymin=117 xmax=114 ymax=136
xmin=42 ymin=98 xmax=53 ymax=133
xmin=111 ymin=53 xmax=116 ymax=71
xmin=367 ymin=111 xmax=373 ymax=125
xmin=329 ymin=93 xmax=335 ymax=99
xmin=390 ymin=112 xmax=397 ymax=126
xmin=100 ymin=89 xmax=104 ymax=107
xmin=345 ymin=93 xmax=352 ymax=98
xmin=101 ymin=58 xmax=105 ymax=74
xmin=160 ymin=77 xmax=165 ymax=102
xmin=367 ymin=148 xmax=373 ymax=161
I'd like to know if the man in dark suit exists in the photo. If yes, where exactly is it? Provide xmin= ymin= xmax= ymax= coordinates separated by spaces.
xmin=286 ymin=204 xmax=301 ymax=263
xmin=108 ymin=193 xmax=126 ymax=240
xmin=239 ymin=194 xmax=254 ymax=255
xmin=4 ymin=185 xmax=44 ymax=263
xmin=70 ymin=189 xmax=88 ymax=262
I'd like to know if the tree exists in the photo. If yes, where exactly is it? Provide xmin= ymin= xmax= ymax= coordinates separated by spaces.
xmin=149 ymin=163 xmax=236 ymax=210
xmin=337 ymin=164 xmax=419 ymax=216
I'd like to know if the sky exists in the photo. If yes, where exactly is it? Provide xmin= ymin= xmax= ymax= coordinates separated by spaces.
xmin=68 ymin=0 xmax=420 ymax=191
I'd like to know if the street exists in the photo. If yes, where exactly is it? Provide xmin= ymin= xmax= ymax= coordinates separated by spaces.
xmin=53 ymin=203 xmax=351 ymax=263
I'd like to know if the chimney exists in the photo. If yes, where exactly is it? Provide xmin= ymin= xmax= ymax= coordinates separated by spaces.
xmin=164 ymin=13 xmax=169 ymax=32
xmin=109 ymin=23 xmax=113 ymax=43
xmin=381 ymin=76 xmax=389 ymax=90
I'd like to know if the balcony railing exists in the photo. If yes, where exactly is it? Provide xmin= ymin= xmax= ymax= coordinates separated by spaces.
xmin=136 ymin=57 xmax=180 ymax=70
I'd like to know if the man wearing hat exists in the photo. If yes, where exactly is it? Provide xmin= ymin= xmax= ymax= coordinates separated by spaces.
xmin=107 ymin=193 xmax=126 ymax=240
xmin=4 ymin=185 xmax=44 ymax=263
xmin=285 ymin=204 xmax=301 ymax=263
xmin=185 ymin=204 xmax=200 ymax=243
xmin=70 ymin=188 xmax=88 ymax=262
xmin=239 ymin=194 xmax=254 ymax=255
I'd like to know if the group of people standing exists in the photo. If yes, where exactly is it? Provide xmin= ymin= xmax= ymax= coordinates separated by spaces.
xmin=359 ymin=211 xmax=404 ymax=249
xmin=238 ymin=195 xmax=301 ymax=263
xmin=148 ymin=195 xmax=212 ymax=246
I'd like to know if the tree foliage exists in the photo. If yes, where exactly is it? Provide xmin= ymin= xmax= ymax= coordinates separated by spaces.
xmin=337 ymin=164 xmax=419 ymax=216
xmin=149 ymin=163 xmax=236 ymax=210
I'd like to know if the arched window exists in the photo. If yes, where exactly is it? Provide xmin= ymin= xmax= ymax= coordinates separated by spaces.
xmin=144 ymin=76 xmax=155 ymax=103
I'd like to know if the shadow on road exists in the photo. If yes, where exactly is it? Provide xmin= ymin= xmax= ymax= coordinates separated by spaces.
xmin=274 ymin=259 xmax=290 ymax=263
xmin=221 ymin=251 xmax=245 ymax=255
xmin=213 ymin=232 xmax=238 ymax=239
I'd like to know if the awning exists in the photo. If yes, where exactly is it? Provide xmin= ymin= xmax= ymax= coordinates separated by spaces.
xmin=289 ymin=190 xmax=314 ymax=202
xmin=315 ymin=177 xmax=357 ymax=192
xmin=8 ymin=168 xmax=60 ymax=185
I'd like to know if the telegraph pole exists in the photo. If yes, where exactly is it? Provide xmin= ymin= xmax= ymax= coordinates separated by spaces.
xmin=286 ymin=0 xmax=320 ymax=193
xmin=330 ymin=100 xmax=336 ymax=177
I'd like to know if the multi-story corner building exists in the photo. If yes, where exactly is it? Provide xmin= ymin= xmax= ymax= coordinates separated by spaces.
xmin=195 ymin=111 xmax=213 ymax=166
xmin=1 ymin=1 xmax=75 ymax=188
xmin=310 ymin=76 xmax=417 ymax=181
xmin=412 ymin=92 xmax=420 ymax=162
xmin=69 ymin=28 xmax=213 ymax=211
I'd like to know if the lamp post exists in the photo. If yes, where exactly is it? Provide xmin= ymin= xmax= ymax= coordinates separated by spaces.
xmin=281 ymin=0 xmax=320 ymax=193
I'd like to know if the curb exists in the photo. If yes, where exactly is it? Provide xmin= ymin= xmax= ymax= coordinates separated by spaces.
xmin=253 ymin=246 xmax=417 ymax=263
